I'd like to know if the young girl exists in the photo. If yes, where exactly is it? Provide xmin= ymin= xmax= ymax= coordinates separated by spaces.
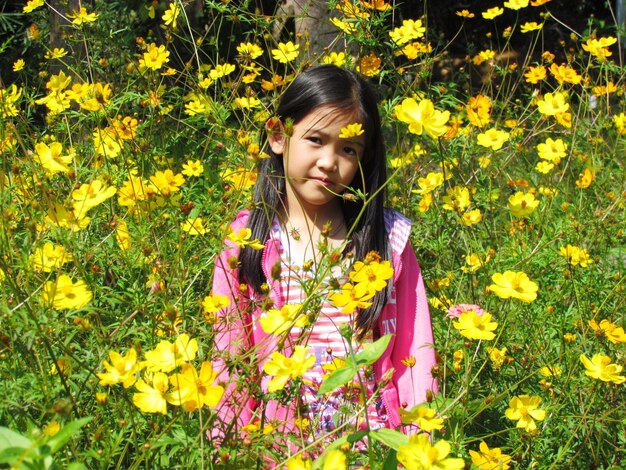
xmin=212 ymin=65 xmax=437 ymax=447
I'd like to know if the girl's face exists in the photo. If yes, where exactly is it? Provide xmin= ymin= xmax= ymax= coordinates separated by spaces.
xmin=269 ymin=105 xmax=365 ymax=216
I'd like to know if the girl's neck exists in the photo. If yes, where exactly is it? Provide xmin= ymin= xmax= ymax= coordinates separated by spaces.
xmin=280 ymin=200 xmax=348 ymax=250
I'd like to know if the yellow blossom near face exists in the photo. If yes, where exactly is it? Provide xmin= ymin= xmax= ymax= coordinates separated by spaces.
xmin=263 ymin=345 xmax=315 ymax=392
xmin=399 ymin=405 xmax=445 ymax=431
xmin=67 ymin=7 xmax=99 ymax=25
xmin=149 ymin=169 xmax=185 ymax=197
xmin=162 ymin=2 xmax=180 ymax=28
xmin=489 ymin=270 xmax=538 ymax=303
xmin=226 ymin=227 xmax=265 ymax=250
xmin=260 ymin=304 xmax=308 ymax=335
xmin=140 ymin=43 xmax=170 ymax=71
xmin=33 ymin=141 xmax=72 ymax=177
xmin=321 ymin=51 xmax=347 ymax=67
xmin=482 ymin=7 xmax=504 ymax=19
xmin=23 ymin=0 xmax=44 ymax=13
xmin=389 ymin=19 xmax=426 ymax=46
xmin=537 ymin=92 xmax=569 ymax=115
xmin=143 ymin=333 xmax=199 ymax=373
xmin=272 ymin=41 xmax=300 ymax=63
xmin=394 ymin=97 xmax=450 ymax=139
xmin=505 ymin=395 xmax=546 ymax=432
xmin=466 ymin=94 xmax=491 ymax=128
xmin=42 ymin=274 xmax=92 ymax=310
xmin=329 ymin=282 xmax=374 ymax=313
xmin=524 ymin=65 xmax=547 ymax=84
xmin=549 ymin=63 xmax=582 ymax=85
xmin=349 ymin=259 xmax=394 ymax=296
xmin=579 ymin=354 xmax=626 ymax=384
xmin=470 ymin=441 xmax=512 ymax=470
xmin=453 ymin=310 xmax=498 ymax=340
xmin=508 ymin=191 xmax=539 ymax=217
xmin=30 ymin=242 xmax=73 ymax=272
xmin=582 ymin=36 xmax=617 ymax=59
xmin=132 ymin=372 xmax=170 ymax=414
xmin=358 ymin=53 xmax=382 ymax=77
xmin=575 ymin=168 xmax=594 ymax=189
xmin=168 ymin=362 xmax=225 ymax=410
xmin=397 ymin=434 xmax=465 ymax=470
xmin=45 ymin=48 xmax=68 ymax=60
xmin=459 ymin=208 xmax=482 ymax=226
xmin=339 ymin=123 xmax=364 ymax=139
xmin=521 ymin=21 xmax=543 ymax=32
xmin=321 ymin=449 xmax=347 ymax=470
xmin=487 ymin=347 xmax=508 ymax=370
xmin=477 ymin=128 xmax=510 ymax=150
xmin=559 ymin=244 xmax=592 ymax=267
xmin=237 ymin=42 xmax=264 ymax=60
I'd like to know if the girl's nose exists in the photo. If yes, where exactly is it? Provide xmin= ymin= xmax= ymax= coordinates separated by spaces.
xmin=317 ymin=149 xmax=338 ymax=172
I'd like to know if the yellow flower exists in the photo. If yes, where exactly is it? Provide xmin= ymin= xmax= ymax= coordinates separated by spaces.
xmin=162 ymin=2 xmax=180 ymax=28
xmin=539 ymin=365 xmax=562 ymax=377
xmin=412 ymin=172 xmax=444 ymax=195
xmin=329 ymin=282 xmax=374 ymax=313
xmin=361 ymin=0 xmax=391 ymax=11
xmin=397 ymin=434 xmax=465 ymax=470
xmin=487 ymin=346 xmax=508 ymax=369
xmin=149 ymin=169 xmax=185 ymax=197
xmin=30 ymin=242 xmax=73 ymax=272
xmin=466 ymin=95 xmax=491 ymax=128
xmin=524 ymin=65 xmax=547 ymax=84
xmin=237 ymin=42 xmax=264 ymax=60
xmin=209 ymin=63 xmax=236 ymax=80
xmin=72 ymin=179 xmax=117 ymax=216
xmin=575 ymin=168 xmax=594 ymax=189
xmin=579 ymin=354 xmax=625 ymax=384
xmin=168 ymin=362 xmax=225 ymax=410
xmin=549 ymin=63 xmax=582 ymax=85
xmin=358 ymin=53 xmax=382 ymax=77
xmin=455 ymin=9 xmax=475 ymax=18
xmin=505 ymin=395 xmax=546 ymax=432
xmin=233 ymin=96 xmax=261 ymax=109
xmin=339 ymin=123 xmax=364 ymax=139
xmin=442 ymin=185 xmax=470 ymax=212
xmin=394 ymin=97 xmax=450 ymax=139
xmin=182 ymin=159 xmax=204 ymax=177
xmin=537 ymin=137 xmax=567 ymax=163
xmin=461 ymin=253 xmax=484 ymax=273
xmin=453 ymin=310 xmax=498 ymax=341
xmin=472 ymin=49 xmax=495 ymax=65
xmin=321 ymin=51 xmax=347 ymax=67
xmin=143 ymin=334 xmax=199 ymax=373
xmin=272 ymin=41 xmax=300 ymax=63
xmin=508 ymin=191 xmax=539 ymax=217
xmin=330 ymin=17 xmax=356 ymax=34
xmin=263 ymin=346 xmax=315 ymax=392
xmin=226 ymin=227 xmax=265 ymax=250
xmin=489 ymin=271 xmax=538 ymax=303
xmin=336 ymin=0 xmax=369 ymax=18
xmin=589 ymin=319 xmax=626 ymax=344
xmin=97 ymin=348 xmax=141 ymax=388
xmin=504 ymin=0 xmax=529 ymax=9
xmin=42 ymin=274 xmax=92 ymax=310
xmin=286 ymin=455 xmax=312 ymax=470
xmin=43 ymin=420 xmax=61 ymax=437
xmin=133 ymin=372 xmax=170 ymax=414
xmin=482 ymin=7 xmax=504 ymax=19
xmin=13 ymin=58 xmax=25 ymax=71
xmin=459 ymin=208 xmax=482 ymax=226
xmin=23 ymin=0 xmax=44 ymax=13
xmin=260 ymin=304 xmax=308 ymax=335
xmin=115 ymin=219 xmax=132 ymax=251
xmin=537 ymin=92 xmax=569 ymax=115
xmin=181 ymin=218 xmax=208 ymax=235
xmin=67 ymin=7 xmax=99 ymax=25
xmin=140 ymin=43 xmax=170 ymax=71
xmin=399 ymin=405 xmax=445 ymax=431
xmin=521 ymin=21 xmax=543 ymax=33
xmin=202 ymin=294 xmax=230 ymax=314
xmin=582 ymin=37 xmax=617 ymax=59
xmin=612 ymin=113 xmax=626 ymax=134
xmin=559 ymin=244 xmax=592 ymax=267
xmin=470 ymin=441 xmax=512 ymax=470
xmin=44 ymin=203 xmax=91 ymax=232
xmin=389 ymin=19 xmax=426 ymax=46
xmin=477 ymin=128 xmax=510 ymax=150
xmin=45 ymin=47 xmax=68 ymax=60
xmin=33 ymin=141 xmax=72 ymax=177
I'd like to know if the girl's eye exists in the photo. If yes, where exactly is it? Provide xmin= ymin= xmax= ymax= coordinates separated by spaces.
xmin=307 ymin=136 xmax=322 ymax=144
xmin=343 ymin=146 xmax=358 ymax=157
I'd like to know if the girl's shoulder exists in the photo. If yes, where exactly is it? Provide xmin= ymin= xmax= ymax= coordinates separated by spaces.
xmin=383 ymin=209 xmax=412 ymax=255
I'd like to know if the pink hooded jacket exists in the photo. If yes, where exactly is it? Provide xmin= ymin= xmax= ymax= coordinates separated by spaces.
xmin=211 ymin=209 xmax=437 ymax=438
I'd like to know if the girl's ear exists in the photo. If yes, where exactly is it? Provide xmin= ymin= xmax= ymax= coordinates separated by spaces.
xmin=266 ymin=117 xmax=286 ymax=155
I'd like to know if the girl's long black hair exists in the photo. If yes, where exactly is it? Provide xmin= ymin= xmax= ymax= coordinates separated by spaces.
xmin=238 ymin=64 xmax=390 ymax=338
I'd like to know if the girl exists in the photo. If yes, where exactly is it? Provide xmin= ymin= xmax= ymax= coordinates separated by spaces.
xmin=212 ymin=65 xmax=437 ymax=447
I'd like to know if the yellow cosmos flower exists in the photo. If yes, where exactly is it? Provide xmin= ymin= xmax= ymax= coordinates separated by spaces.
xmin=589 ymin=319 xmax=626 ymax=344
xmin=115 ymin=219 xmax=132 ymax=251
xmin=233 ymin=96 xmax=261 ymax=109
xmin=45 ymin=48 xmax=68 ymax=60
xmin=508 ymin=191 xmax=539 ymax=217
xmin=453 ymin=310 xmax=498 ymax=340
xmin=389 ymin=19 xmax=426 ymax=46
xmin=42 ymin=420 xmax=61 ymax=437
xmin=149 ymin=169 xmax=185 ymax=197
xmin=202 ymin=294 xmax=230 ymax=314
xmin=489 ymin=271 xmax=538 ymax=303
xmin=582 ymin=37 xmax=617 ymax=59
xmin=358 ymin=53 xmax=382 ymax=77
xmin=504 ymin=0 xmax=529 ymax=9
xmin=575 ymin=168 xmax=594 ymax=189
xmin=13 ymin=58 xmax=25 ymax=71
xmin=397 ymin=434 xmax=465 ymax=470
xmin=260 ymin=304 xmax=308 ymax=335
xmin=361 ymin=0 xmax=391 ymax=11
xmin=472 ymin=49 xmax=496 ymax=65
xmin=330 ymin=17 xmax=356 ymax=34
xmin=442 ymin=185 xmax=471 ymax=212
xmin=459 ymin=208 xmax=482 ymax=226
xmin=549 ymin=63 xmax=582 ymax=85
xmin=182 ymin=159 xmax=204 ymax=177
xmin=470 ymin=441 xmax=512 ymax=470
xmin=23 ymin=0 xmax=45 ymax=13
xmin=579 ymin=354 xmax=625 ymax=384
xmin=168 ymin=362 xmax=225 ymax=410
xmin=140 ymin=43 xmax=170 ymax=71
xmin=263 ymin=345 xmax=315 ymax=392
xmin=97 ymin=348 xmax=142 ymax=388
xmin=524 ymin=65 xmax=547 ymax=84
xmin=209 ymin=63 xmax=236 ymax=80
xmin=226 ymin=227 xmax=265 ymax=250
xmin=72 ymin=179 xmax=117 ymax=216
xmin=462 ymin=253 xmax=484 ymax=273
xmin=322 ymin=449 xmax=347 ymax=469
xmin=162 ymin=2 xmax=180 ymax=28
xmin=321 ymin=51 xmax=347 ymax=67
xmin=487 ymin=346 xmax=508 ymax=370
xmin=329 ymin=282 xmax=374 ymax=313
xmin=237 ymin=42 xmax=264 ymax=60
xmin=399 ymin=405 xmax=445 ymax=431
xmin=133 ymin=372 xmax=170 ymax=414
xmin=537 ymin=137 xmax=567 ymax=163
xmin=286 ymin=455 xmax=312 ymax=470
xmin=42 ymin=274 xmax=92 ymax=310
xmin=466 ymin=94 xmax=491 ymax=128
xmin=559 ymin=244 xmax=592 ymax=267
xmin=67 ymin=7 xmax=99 ymax=25
xmin=143 ymin=334 xmax=199 ymax=373
xmin=537 ymin=92 xmax=569 ymax=115
xmin=412 ymin=171 xmax=444 ymax=195
xmin=339 ymin=123 xmax=364 ymax=139
xmin=33 ymin=141 xmax=73 ymax=177
xmin=482 ymin=7 xmax=504 ymax=19
xmin=394 ymin=97 xmax=450 ymax=139
xmin=539 ymin=365 xmax=562 ymax=377
xmin=455 ymin=9 xmax=475 ymax=18
xmin=477 ymin=128 xmax=510 ymax=150
xmin=181 ymin=218 xmax=208 ymax=235
xmin=505 ymin=395 xmax=546 ymax=432
xmin=30 ymin=242 xmax=73 ymax=272
xmin=521 ymin=21 xmax=543 ymax=32
xmin=349 ymin=259 xmax=394 ymax=296
xmin=272 ymin=41 xmax=300 ymax=63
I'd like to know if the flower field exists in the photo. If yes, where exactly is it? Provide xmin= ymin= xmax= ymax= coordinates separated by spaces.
xmin=1 ymin=0 xmax=625 ymax=468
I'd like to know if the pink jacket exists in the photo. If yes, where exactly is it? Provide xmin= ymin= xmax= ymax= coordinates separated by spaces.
xmin=211 ymin=209 xmax=437 ymax=437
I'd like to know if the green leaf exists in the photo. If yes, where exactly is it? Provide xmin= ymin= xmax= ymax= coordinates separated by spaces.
xmin=46 ymin=417 xmax=92 ymax=455
xmin=353 ymin=334 xmax=393 ymax=366
xmin=0 ymin=446 xmax=31 ymax=465
xmin=382 ymin=449 xmax=399 ymax=469
xmin=317 ymin=365 xmax=358 ymax=395
xmin=0 ymin=427 xmax=33 ymax=452
xmin=370 ymin=428 xmax=409 ymax=451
